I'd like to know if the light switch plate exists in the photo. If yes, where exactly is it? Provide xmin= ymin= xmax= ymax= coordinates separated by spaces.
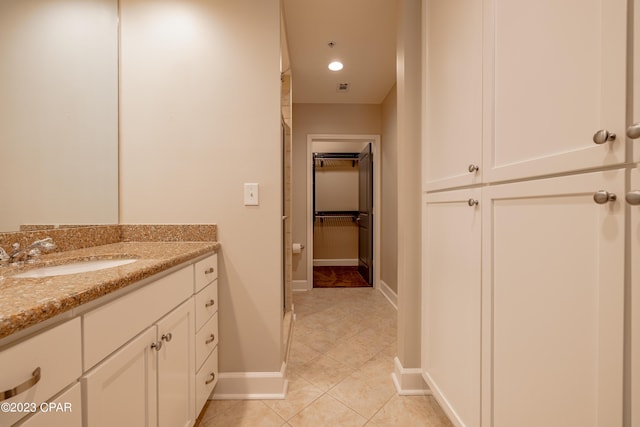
xmin=244 ymin=183 xmax=259 ymax=206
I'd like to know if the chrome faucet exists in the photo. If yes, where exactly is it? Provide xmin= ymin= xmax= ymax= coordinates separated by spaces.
xmin=0 ymin=237 xmax=56 ymax=265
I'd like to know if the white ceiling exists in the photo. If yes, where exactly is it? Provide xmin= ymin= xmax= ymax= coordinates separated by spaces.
xmin=282 ymin=0 xmax=397 ymax=105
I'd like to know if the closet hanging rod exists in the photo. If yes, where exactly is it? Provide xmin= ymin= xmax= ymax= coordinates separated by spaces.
xmin=313 ymin=152 xmax=359 ymax=160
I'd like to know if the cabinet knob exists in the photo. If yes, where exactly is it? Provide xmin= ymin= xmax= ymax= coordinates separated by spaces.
xmin=592 ymin=129 xmax=616 ymax=144
xmin=467 ymin=199 xmax=479 ymax=207
xmin=627 ymin=123 xmax=640 ymax=139
xmin=593 ymin=190 xmax=617 ymax=204
xmin=161 ymin=333 xmax=172 ymax=343
xmin=468 ymin=164 xmax=480 ymax=173
xmin=205 ymin=373 xmax=216 ymax=385
xmin=151 ymin=341 xmax=163 ymax=351
xmin=205 ymin=334 xmax=216 ymax=344
xmin=626 ymin=191 xmax=640 ymax=206
xmin=205 ymin=299 xmax=215 ymax=308
xmin=204 ymin=267 xmax=215 ymax=274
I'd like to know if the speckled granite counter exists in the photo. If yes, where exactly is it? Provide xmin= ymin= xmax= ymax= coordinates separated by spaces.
xmin=0 ymin=226 xmax=220 ymax=341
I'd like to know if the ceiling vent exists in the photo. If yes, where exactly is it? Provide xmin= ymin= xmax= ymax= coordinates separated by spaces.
xmin=337 ymin=83 xmax=350 ymax=92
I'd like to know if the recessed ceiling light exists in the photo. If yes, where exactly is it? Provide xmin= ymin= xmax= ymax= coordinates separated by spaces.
xmin=328 ymin=61 xmax=344 ymax=71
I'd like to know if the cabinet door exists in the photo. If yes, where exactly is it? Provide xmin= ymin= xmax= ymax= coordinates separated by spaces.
xmin=631 ymin=167 xmax=640 ymax=427
xmin=422 ymin=188 xmax=481 ymax=427
xmin=482 ymin=171 xmax=625 ymax=427
xmin=83 ymin=327 xmax=157 ymax=427
xmin=483 ymin=0 xmax=627 ymax=183
xmin=157 ymin=299 xmax=195 ymax=427
xmin=424 ymin=0 xmax=483 ymax=191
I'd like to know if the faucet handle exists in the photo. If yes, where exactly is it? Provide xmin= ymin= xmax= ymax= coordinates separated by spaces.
xmin=34 ymin=238 xmax=55 ymax=251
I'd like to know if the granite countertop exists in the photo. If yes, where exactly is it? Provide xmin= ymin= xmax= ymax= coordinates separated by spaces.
xmin=0 ymin=241 xmax=220 ymax=341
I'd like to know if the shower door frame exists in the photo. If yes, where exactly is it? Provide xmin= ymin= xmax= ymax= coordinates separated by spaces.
xmin=306 ymin=134 xmax=381 ymax=291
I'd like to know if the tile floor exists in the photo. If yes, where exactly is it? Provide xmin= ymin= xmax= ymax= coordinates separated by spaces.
xmin=197 ymin=288 xmax=453 ymax=426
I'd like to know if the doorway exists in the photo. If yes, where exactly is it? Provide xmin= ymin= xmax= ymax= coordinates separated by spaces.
xmin=306 ymin=134 xmax=381 ymax=291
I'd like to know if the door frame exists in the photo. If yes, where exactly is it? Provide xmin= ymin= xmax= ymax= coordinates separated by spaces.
xmin=306 ymin=134 xmax=381 ymax=290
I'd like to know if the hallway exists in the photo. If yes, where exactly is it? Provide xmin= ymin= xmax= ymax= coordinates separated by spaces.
xmin=197 ymin=288 xmax=452 ymax=426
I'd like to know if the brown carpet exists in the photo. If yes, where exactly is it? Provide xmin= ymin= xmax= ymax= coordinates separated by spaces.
xmin=313 ymin=266 xmax=370 ymax=288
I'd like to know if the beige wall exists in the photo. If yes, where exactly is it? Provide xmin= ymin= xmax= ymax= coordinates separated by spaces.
xmin=119 ymin=0 xmax=283 ymax=373
xmin=396 ymin=0 xmax=422 ymax=369
xmin=381 ymin=85 xmax=398 ymax=293
xmin=292 ymin=103 xmax=382 ymax=282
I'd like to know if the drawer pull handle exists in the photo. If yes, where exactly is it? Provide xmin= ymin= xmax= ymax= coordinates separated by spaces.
xmin=1 ymin=367 xmax=41 ymax=402
xmin=161 ymin=333 xmax=173 ymax=343
xmin=151 ymin=341 xmax=163 ymax=351
xmin=205 ymin=299 xmax=215 ymax=308
xmin=205 ymin=334 xmax=216 ymax=344
xmin=204 ymin=267 xmax=215 ymax=274
xmin=205 ymin=373 xmax=216 ymax=385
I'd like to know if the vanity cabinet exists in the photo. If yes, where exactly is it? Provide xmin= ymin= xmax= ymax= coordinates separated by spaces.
xmin=83 ymin=327 xmax=158 ymax=427
xmin=16 ymin=383 xmax=82 ymax=427
xmin=157 ymin=299 xmax=195 ymax=427
xmin=0 ymin=318 xmax=82 ymax=427
xmin=83 ymin=298 xmax=195 ymax=427
xmin=0 ymin=249 xmax=218 ymax=426
xmin=193 ymin=254 xmax=219 ymax=416
xmin=82 ymin=254 xmax=219 ymax=426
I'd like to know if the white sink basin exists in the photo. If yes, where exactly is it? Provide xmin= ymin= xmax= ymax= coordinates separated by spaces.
xmin=13 ymin=259 xmax=138 ymax=278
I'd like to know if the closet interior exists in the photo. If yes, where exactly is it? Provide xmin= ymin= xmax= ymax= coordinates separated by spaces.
xmin=312 ymin=145 xmax=372 ymax=288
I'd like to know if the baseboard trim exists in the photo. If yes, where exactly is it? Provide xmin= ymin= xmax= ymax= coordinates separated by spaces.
xmin=212 ymin=362 xmax=288 ymax=400
xmin=422 ymin=371 xmax=464 ymax=427
xmin=292 ymin=280 xmax=309 ymax=291
xmin=378 ymin=280 xmax=398 ymax=309
xmin=391 ymin=357 xmax=430 ymax=396
xmin=313 ymin=259 xmax=358 ymax=267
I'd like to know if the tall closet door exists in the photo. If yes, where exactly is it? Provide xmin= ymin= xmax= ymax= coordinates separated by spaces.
xmin=631 ymin=167 xmax=640 ymax=427
xmin=424 ymin=0 xmax=483 ymax=191
xmin=483 ymin=0 xmax=627 ymax=183
xmin=423 ymin=188 xmax=481 ymax=427
xmin=481 ymin=170 xmax=625 ymax=427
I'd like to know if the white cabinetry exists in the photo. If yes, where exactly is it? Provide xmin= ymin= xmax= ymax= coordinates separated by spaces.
xmin=422 ymin=188 xmax=481 ymax=427
xmin=483 ymin=0 xmax=627 ymax=183
xmin=83 ymin=327 xmax=157 ymax=427
xmin=157 ymin=300 xmax=195 ymax=427
xmin=424 ymin=0 xmax=482 ymax=191
xmin=17 ymin=383 xmax=82 ymax=427
xmin=81 ymin=252 xmax=217 ymax=426
xmin=631 ymin=167 xmax=640 ymax=427
xmin=481 ymin=172 xmax=624 ymax=427
xmin=0 ymin=318 xmax=81 ymax=426
xmin=422 ymin=0 xmax=632 ymax=425
xmin=193 ymin=255 xmax=219 ymax=415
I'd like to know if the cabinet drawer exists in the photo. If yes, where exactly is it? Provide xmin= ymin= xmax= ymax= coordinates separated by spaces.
xmin=0 ymin=318 xmax=81 ymax=427
xmin=195 ymin=312 xmax=218 ymax=371
xmin=195 ymin=281 xmax=218 ymax=332
xmin=16 ymin=383 xmax=82 ymax=427
xmin=194 ymin=253 xmax=217 ymax=293
xmin=83 ymin=266 xmax=192 ymax=370
xmin=195 ymin=348 xmax=218 ymax=416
